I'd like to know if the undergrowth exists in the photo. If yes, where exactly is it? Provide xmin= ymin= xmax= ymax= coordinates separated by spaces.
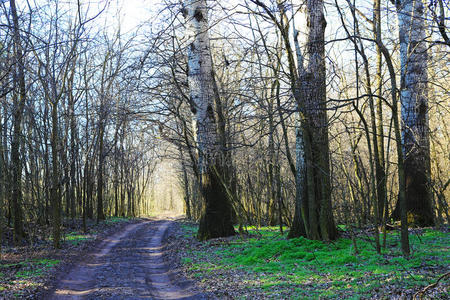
xmin=180 ymin=224 xmax=449 ymax=299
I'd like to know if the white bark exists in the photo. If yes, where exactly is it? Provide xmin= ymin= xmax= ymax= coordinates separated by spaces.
xmin=293 ymin=21 xmax=308 ymax=236
xmin=395 ymin=0 xmax=433 ymax=225
xmin=185 ymin=0 xmax=218 ymax=174
xmin=397 ymin=0 xmax=429 ymax=151
xmin=185 ymin=0 xmax=235 ymax=239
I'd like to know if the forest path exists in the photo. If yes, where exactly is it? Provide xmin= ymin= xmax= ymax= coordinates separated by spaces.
xmin=50 ymin=218 xmax=204 ymax=299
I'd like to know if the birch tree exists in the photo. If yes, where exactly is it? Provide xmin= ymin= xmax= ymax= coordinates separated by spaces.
xmin=185 ymin=0 xmax=235 ymax=240
xmin=392 ymin=0 xmax=434 ymax=226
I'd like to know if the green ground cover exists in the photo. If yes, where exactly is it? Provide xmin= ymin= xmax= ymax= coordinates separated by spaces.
xmin=1 ymin=258 xmax=60 ymax=279
xmin=180 ymin=224 xmax=449 ymax=299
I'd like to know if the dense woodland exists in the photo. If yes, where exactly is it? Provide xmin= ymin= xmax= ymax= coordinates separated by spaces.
xmin=0 ymin=0 xmax=448 ymax=258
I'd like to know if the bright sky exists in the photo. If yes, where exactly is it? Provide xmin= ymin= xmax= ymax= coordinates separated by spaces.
xmin=12 ymin=0 xmax=154 ymax=34
xmin=109 ymin=0 xmax=154 ymax=34
xmin=11 ymin=0 xmax=377 ymax=74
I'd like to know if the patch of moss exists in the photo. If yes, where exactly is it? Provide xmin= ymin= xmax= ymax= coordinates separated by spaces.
xmin=180 ymin=224 xmax=449 ymax=299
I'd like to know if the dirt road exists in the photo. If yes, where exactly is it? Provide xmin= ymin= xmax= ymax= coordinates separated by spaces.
xmin=50 ymin=219 xmax=206 ymax=299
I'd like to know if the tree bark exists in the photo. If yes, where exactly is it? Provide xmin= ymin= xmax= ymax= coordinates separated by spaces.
xmin=50 ymin=102 xmax=61 ymax=248
xmin=10 ymin=0 xmax=26 ymax=243
xmin=185 ymin=0 xmax=235 ymax=240
xmin=304 ymin=0 xmax=337 ymax=240
xmin=180 ymin=146 xmax=192 ymax=219
xmin=373 ymin=0 xmax=388 ymax=226
xmin=252 ymin=0 xmax=337 ymax=240
xmin=97 ymin=121 xmax=105 ymax=222
xmin=392 ymin=0 xmax=434 ymax=227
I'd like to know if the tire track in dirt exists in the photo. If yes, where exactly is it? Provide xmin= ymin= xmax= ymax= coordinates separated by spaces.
xmin=50 ymin=219 xmax=206 ymax=299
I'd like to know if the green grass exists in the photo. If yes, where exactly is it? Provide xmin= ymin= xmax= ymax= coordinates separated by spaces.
xmin=102 ymin=216 xmax=131 ymax=225
xmin=181 ymin=224 xmax=197 ymax=238
xmin=0 ymin=258 xmax=60 ymax=280
xmin=180 ymin=224 xmax=449 ymax=299
xmin=32 ymin=258 xmax=60 ymax=267
xmin=64 ymin=232 xmax=92 ymax=245
xmin=61 ymin=217 xmax=130 ymax=245
xmin=16 ymin=270 xmax=43 ymax=278
xmin=49 ymin=231 xmax=93 ymax=245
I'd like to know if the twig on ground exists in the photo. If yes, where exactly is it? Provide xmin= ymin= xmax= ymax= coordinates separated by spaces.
xmin=413 ymin=271 xmax=450 ymax=300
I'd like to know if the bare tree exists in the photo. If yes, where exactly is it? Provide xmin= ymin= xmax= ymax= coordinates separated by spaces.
xmin=185 ymin=0 xmax=235 ymax=240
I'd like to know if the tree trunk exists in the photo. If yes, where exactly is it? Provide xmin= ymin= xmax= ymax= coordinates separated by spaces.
xmin=304 ymin=0 xmax=337 ymax=240
xmin=288 ymin=121 xmax=308 ymax=238
xmin=373 ymin=0 xmax=388 ymax=226
xmin=0 ymin=101 xmax=5 ymax=251
xmin=259 ymin=0 xmax=337 ymax=240
xmin=180 ymin=146 xmax=192 ymax=219
xmin=68 ymin=85 xmax=77 ymax=219
xmin=97 ymin=122 xmax=105 ymax=222
xmin=376 ymin=30 xmax=410 ymax=255
xmin=51 ymin=103 xmax=61 ymax=248
xmin=10 ymin=0 xmax=26 ymax=243
xmin=185 ymin=0 xmax=235 ymax=240
xmin=392 ymin=0 xmax=434 ymax=227
xmin=267 ymin=97 xmax=277 ymax=226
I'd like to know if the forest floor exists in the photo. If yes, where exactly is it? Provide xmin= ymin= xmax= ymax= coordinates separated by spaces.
xmin=0 ymin=217 xmax=143 ymax=299
xmin=2 ymin=217 xmax=448 ymax=299
xmin=166 ymin=220 xmax=450 ymax=299
xmin=0 ymin=216 xmax=206 ymax=299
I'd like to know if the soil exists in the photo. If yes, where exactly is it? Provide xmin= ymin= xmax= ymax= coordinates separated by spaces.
xmin=45 ymin=218 xmax=208 ymax=300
